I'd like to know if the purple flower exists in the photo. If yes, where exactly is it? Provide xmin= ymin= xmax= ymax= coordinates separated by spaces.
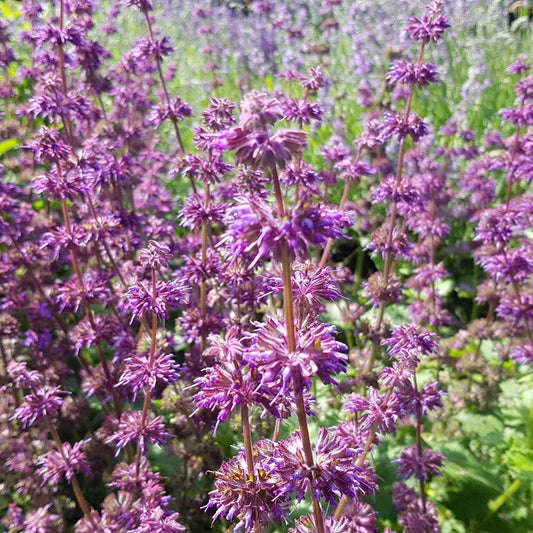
xmin=11 ymin=385 xmax=65 ymax=427
xmin=221 ymin=197 xmax=351 ymax=268
xmin=282 ymin=98 xmax=323 ymax=124
xmin=406 ymin=2 xmax=450 ymax=43
xmin=387 ymin=60 xmax=439 ymax=87
xmin=139 ymin=240 xmax=173 ymax=270
xmin=107 ymin=411 xmax=169 ymax=455
xmin=290 ymin=515 xmax=353 ymax=533
xmin=379 ymin=111 xmax=429 ymax=142
xmin=147 ymin=97 xmax=192 ymax=127
xmin=202 ymin=97 xmax=236 ymax=131
xmin=7 ymin=360 xmax=43 ymax=389
xmin=181 ymin=194 xmax=227 ymax=229
xmin=217 ymin=127 xmax=307 ymax=169
xmin=511 ymin=343 xmax=533 ymax=365
xmin=132 ymin=36 xmax=173 ymax=62
xmin=37 ymin=440 xmax=91 ymax=484
xmin=251 ymin=318 xmax=347 ymax=398
xmin=276 ymin=429 xmax=377 ymax=505
xmin=299 ymin=66 xmax=326 ymax=92
xmin=477 ymin=247 xmax=533 ymax=283
xmin=178 ymin=153 xmax=233 ymax=184
xmin=125 ymin=278 xmax=188 ymax=320
xmin=396 ymin=444 xmax=444 ymax=481
xmin=27 ymin=126 xmax=72 ymax=164
xmin=22 ymin=504 xmax=60 ymax=533
xmin=344 ymin=387 xmax=401 ymax=434
xmin=393 ymin=482 xmax=440 ymax=533
xmin=40 ymin=224 xmax=90 ymax=261
xmin=207 ymin=439 xmax=290 ymax=531
xmin=507 ymin=55 xmax=530 ymax=75
xmin=239 ymin=90 xmax=283 ymax=129
xmin=363 ymin=271 xmax=403 ymax=307
xmin=110 ymin=460 xmax=159 ymax=501
xmin=397 ymin=380 xmax=444 ymax=417
xmin=267 ymin=261 xmax=342 ymax=318
xmin=122 ymin=0 xmax=153 ymax=12
xmin=131 ymin=507 xmax=186 ymax=533
xmin=383 ymin=324 xmax=438 ymax=368
xmin=118 ymin=350 xmax=180 ymax=400
xmin=56 ymin=271 xmax=111 ymax=312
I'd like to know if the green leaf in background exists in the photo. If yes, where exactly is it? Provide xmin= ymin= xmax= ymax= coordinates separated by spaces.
xmin=0 ymin=138 xmax=19 ymax=157
xmin=455 ymin=410 xmax=504 ymax=441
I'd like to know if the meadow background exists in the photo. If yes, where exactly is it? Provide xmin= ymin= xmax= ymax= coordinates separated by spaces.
xmin=0 ymin=1 xmax=532 ymax=532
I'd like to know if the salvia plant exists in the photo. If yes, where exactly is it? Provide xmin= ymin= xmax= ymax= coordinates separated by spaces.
xmin=0 ymin=0 xmax=532 ymax=532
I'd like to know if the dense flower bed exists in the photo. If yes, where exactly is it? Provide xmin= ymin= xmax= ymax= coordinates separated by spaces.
xmin=0 ymin=1 xmax=532 ymax=532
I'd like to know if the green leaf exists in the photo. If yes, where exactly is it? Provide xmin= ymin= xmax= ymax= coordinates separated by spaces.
xmin=0 ymin=138 xmax=18 ymax=156
xmin=456 ymin=410 xmax=504 ymax=439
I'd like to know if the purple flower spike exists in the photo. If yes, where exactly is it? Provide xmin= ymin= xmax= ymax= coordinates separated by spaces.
xmin=107 ymin=411 xmax=169 ymax=455
xmin=12 ymin=386 xmax=65 ymax=428
xmin=396 ymin=444 xmax=444 ymax=481
xmin=406 ymin=1 xmax=450 ymax=43
xmin=37 ymin=440 xmax=91 ymax=485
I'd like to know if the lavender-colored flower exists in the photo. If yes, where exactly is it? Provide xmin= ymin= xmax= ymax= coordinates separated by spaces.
xmin=122 ymin=0 xmax=153 ymax=12
xmin=282 ymin=97 xmax=323 ymax=124
xmin=383 ymin=324 xmax=438 ymax=368
xmin=207 ymin=439 xmax=290 ymax=531
xmin=56 ymin=271 xmax=111 ymax=312
xmin=139 ymin=240 xmax=173 ymax=270
xmin=393 ymin=482 xmax=440 ymax=533
xmin=118 ymin=350 xmax=180 ymax=400
xmin=40 ymin=224 xmax=90 ymax=261
xmin=387 ymin=60 xmax=439 ymax=87
xmin=22 ymin=504 xmax=60 ymax=533
xmin=147 ymin=97 xmax=192 ymax=128
xmin=202 ymin=97 xmax=236 ymax=131
xmin=477 ymin=247 xmax=533 ymax=283
xmin=379 ymin=111 xmax=429 ymax=142
xmin=181 ymin=194 xmax=227 ymax=229
xmin=406 ymin=1 xmax=449 ymax=43
xmin=396 ymin=444 xmax=444 ymax=481
xmin=11 ymin=386 xmax=65 ymax=427
xmin=27 ymin=126 xmax=72 ymax=164
xmin=344 ymin=387 xmax=401 ymax=434
xmin=277 ymin=429 xmax=377 ymax=505
xmin=507 ymin=55 xmax=530 ymax=75
xmin=397 ymin=380 xmax=443 ymax=417
xmin=266 ymin=261 xmax=342 ymax=317
xmin=497 ymin=291 xmax=533 ymax=329
xmin=7 ymin=360 xmax=43 ymax=389
xmin=221 ymin=196 xmax=351 ymax=268
xmin=217 ymin=127 xmax=307 ymax=169
xmin=299 ymin=66 xmax=326 ymax=93
xmin=511 ymin=343 xmax=533 ymax=365
xmin=290 ymin=515 xmax=353 ymax=533
xmin=32 ymin=170 xmax=91 ymax=200
xmin=110 ymin=457 xmax=162 ymax=493
xmin=107 ymin=411 xmax=169 ymax=455
xmin=363 ymin=271 xmax=403 ymax=307
xmin=131 ymin=507 xmax=186 ymax=533
xmin=125 ymin=277 xmax=188 ymax=320
xmin=336 ymin=158 xmax=375 ymax=183
xmin=251 ymin=318 xmax=347 ymax=398
xmin=132 ymin=36 xmax=174 ymax=62
xmin=239 ymin=90 xmax=283 ymax=129
xmin=178 ymin=153 xmax=233 ymax=184
xmin=37 ymin=440 xmax=91 ymax=485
